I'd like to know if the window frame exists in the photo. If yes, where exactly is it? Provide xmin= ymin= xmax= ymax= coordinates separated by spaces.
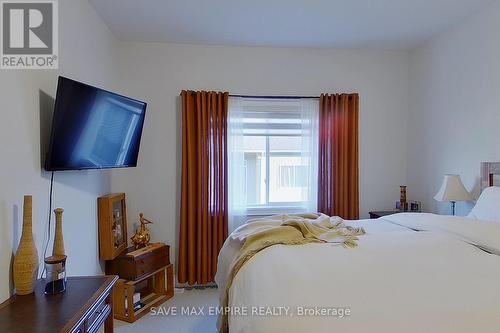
xmin=229 ymin=97 xmax=318 ymax=217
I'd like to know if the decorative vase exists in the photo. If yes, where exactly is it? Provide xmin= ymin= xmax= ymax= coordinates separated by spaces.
xmin=400 ymin=185 xmax=408 ymax=212
xmin=13 ymin=195 xmax=39 ymax=295
xmin=52 ymin=208 xmax=65 ymax=256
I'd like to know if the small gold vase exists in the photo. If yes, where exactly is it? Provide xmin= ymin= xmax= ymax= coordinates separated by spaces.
xmin=13 ymin=195 xmax=39 ymax=295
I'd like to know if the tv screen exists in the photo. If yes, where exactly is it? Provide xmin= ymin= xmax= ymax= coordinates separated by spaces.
xmin=45 ymin=77 xmax=147 ymax=171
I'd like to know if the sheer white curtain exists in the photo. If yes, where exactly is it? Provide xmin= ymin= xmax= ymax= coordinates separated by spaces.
xmin=228 ymin=97 xmax=247 ymax=232
xmin=299 ymin=98 xmax=319 ymax=212
xmin=228 ymin=96 xmax=319 ymax=232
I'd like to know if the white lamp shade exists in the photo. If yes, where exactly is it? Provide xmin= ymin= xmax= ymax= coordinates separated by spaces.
xmin=434 ymin=174 xmax=473 ymax=202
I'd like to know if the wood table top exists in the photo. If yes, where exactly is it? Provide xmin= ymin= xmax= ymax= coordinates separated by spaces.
xmin=0 ymin=275 xmax=117 ymax=333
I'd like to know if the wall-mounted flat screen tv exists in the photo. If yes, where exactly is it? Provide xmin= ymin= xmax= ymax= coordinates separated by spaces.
xmin=45 ymin=76 xmax=147 ymax=171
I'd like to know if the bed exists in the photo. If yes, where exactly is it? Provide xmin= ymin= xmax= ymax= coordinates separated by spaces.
xmin=216 ymin=163 xmax=500 ymax=333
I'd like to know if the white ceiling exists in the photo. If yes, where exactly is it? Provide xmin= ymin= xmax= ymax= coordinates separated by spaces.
xmin=89 ymin=0 xmax=494 ymax=49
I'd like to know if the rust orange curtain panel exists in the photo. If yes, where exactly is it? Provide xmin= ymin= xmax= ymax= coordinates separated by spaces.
xmin=318 ymin=93 xmax=359 ymax=219
xmin=179 ymin=90 xmax=229 ymax=285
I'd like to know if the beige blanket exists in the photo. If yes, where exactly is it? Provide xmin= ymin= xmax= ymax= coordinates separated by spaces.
xmin=219 ymin=213 xmax=365 ymax=333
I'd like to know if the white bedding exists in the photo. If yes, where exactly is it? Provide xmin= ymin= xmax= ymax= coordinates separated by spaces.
xmin=216 ymin=213 xmax=500 ymax=333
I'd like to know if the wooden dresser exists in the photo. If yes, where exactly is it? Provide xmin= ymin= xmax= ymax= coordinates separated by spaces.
xmin=0 ymin=276 xmax=118 ymax=333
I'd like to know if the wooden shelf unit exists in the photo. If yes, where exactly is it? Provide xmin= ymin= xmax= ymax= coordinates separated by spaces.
xmin=113 ymin=264 xmax=174 ymax=323
xmin=97 ymin=193 xmax=174 ymax=323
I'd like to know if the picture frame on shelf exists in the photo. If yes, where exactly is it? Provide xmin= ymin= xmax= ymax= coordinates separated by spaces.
xmin=98 ymin=193 xmax=128 ymax=260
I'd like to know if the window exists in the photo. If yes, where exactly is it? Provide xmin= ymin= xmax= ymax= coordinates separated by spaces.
xmin=280 ymin=165 xmax=307 ymax=188
xmin=228 ymin=98 xmax=319 ymax=217
xmin=244 ymin=136 xmax=305 ymax=206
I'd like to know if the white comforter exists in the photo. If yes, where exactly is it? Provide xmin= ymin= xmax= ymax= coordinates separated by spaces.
xmin=216 ymin=213 xmax=500 ymax=333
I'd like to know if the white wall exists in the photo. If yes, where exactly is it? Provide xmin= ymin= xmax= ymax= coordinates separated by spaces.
xmin=407 ymin=0 xmax=500 ymax=216
xmin=0 ymin=0 xmax=122 ymax=303
xmin=111 ymin=43 xmax=410 ymax=275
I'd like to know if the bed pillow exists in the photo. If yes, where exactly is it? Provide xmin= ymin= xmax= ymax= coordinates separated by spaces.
xmin=467 ymin=186 xmax=500 ymax=222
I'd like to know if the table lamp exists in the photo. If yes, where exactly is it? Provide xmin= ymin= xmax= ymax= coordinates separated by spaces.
xmin=434 ymin=174 xmax=472 ymax=215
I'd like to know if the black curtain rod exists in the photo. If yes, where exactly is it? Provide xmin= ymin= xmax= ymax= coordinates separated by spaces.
xmin=229 ymin=94 xmax=319 ymax=99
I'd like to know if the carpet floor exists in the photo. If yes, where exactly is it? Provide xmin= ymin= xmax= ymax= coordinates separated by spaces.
xmin=114 ymin=288 xmax=219 ymax=333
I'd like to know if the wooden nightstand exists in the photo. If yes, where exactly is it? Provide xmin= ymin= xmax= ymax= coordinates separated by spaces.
xmin=369 ymin=211 xmax=400 ymax=219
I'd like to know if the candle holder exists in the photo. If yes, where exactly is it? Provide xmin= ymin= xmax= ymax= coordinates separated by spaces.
xmin=44 ymin=255 xmax=67 ymax=294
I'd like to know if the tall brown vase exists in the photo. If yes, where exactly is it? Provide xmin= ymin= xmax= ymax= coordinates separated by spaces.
xmin=52 ymin=208 xmax=65 ymax=256
xmin=13 ymin=195 xmax=39 ymax=295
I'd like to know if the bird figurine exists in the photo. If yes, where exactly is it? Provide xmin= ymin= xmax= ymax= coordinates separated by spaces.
xmin=131 ymin=213 xmax=153 ymax=249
